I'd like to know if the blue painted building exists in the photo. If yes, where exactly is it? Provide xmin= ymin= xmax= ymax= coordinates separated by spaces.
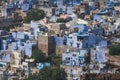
xmin=52 ymin=0 xmax=81 ymax=5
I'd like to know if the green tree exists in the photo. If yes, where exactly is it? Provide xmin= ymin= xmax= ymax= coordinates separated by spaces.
xmin=108 ymin=44 xmax=120 ymax=55
xmin=2 ymin=0 xmax=7 ymax=2
xmin=31 ymin=49 xmax=62 ymax=66
xmin=48 ymin=55 xmax=62 ymax=66
xmin=25 ymin=67 xmax=67 ymax=80
xmin=23 ymin=8 xmax=46 ymax=23
xmin=25 ymin=73 xmax=41 ymax=80
xmin=31 ymin=49 xmax=46 ymax=63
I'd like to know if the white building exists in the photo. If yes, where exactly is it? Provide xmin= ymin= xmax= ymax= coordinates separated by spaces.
xmin=66 ymin=33 xmax=82 ymax=48
xmin=31 ymin=21 xmax=41 ymax=40
xmin=1 ymin=6 xmax=7 ymax=18
xmin=2 ymin=40 xmax=8 ymax=50
xmin=90 ymin=45 xmax=107 ymax=72
xmin=24 ymin=40 xmax=32 ymax=57
xmin=12 ymin=31 xmax=25 ymax=39
xmin=62 ymin=49 xmax=88 ymax=66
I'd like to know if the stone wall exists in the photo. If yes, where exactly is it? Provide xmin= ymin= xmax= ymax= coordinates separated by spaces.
xmin=38 ymin=35 xmax=55 ymax=56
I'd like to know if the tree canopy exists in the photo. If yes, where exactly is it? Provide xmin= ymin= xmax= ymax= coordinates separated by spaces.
xmin=31 ymin=49 xmax=46 ymax=63
xmin=47 ymin=55 xmax=62 ymax=66
xmin=25 ymin=67 xmax=67 ymax=80
xmin=108 ymin=44 xmax=120 ymax=55
xmin=31 ymin=49 xmax=62 ymax=66
xmin=23 ymin=8 xmax=46 ymax=23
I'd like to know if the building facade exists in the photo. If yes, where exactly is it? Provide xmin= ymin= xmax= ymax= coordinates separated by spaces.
xmin=38 ymin=34 xmax=55 ymax=56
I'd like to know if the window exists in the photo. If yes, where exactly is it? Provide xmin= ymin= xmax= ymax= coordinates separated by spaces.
xmin=95 ymin=53 xmax=97 ymax=59
xmin=70 ymin=42 xmax=73 ymax=46
xmin=77 ymin=43 xmax=80 ymax=48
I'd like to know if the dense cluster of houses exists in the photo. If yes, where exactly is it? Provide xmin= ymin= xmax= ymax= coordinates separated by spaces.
xmin=0 ymin=0 xmax=120 ymax=80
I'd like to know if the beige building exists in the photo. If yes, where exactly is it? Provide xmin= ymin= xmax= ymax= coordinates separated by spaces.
xmin=56 ymin=45 xmax=78 ymax=56
xmin=48 ymin=23 xmax=68 ymax=36
xmin=2 ymin=49 xmax=22 ymax=73
xmin=99 ymin=0 xmax=105 ymax=9
xmin=10 ymin=51 xmax=22 ymax=72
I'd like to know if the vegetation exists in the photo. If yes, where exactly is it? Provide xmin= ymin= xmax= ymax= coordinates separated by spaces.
xmin=2 ymin=0 xmax=7 ymax=2
xmin=108 ymin=44 xmax=120 ymax=55
xmin=23 ymin=8 xmax=46 ymax=23
xmin=56 ymin=18 xmax=67 ymax=23
xmin=25 ymin=67 xmax=67 ymax=80
xmin=31 ymin=49 xmax=46 ymax=63
xmin=29 ymin=49 xmax=65 ymax=80
xmin=47 ymin=55 xmax=62 ymax=66
xmin=31 ymin=49 xmax=62 ymax=66
xmin=3 ymin=24 xmax=15 ymax=31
